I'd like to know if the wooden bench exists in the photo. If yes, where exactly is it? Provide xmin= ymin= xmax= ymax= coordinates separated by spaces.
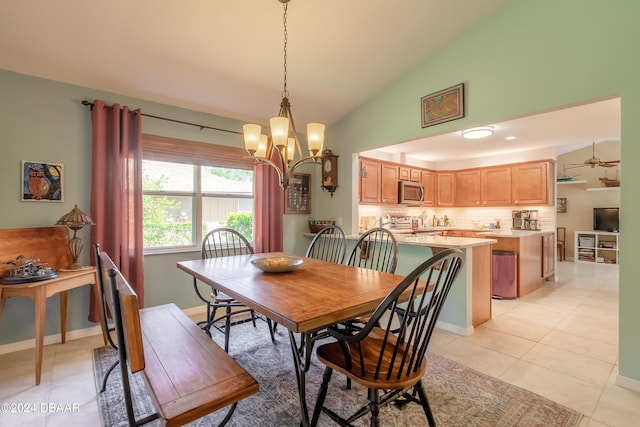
xmin=98 ymin=250 xmax=258 ymax=426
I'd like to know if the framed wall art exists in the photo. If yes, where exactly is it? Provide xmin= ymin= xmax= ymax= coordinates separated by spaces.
xmin=557 ymin=197 xmax=567 ymax=213
xmin=284 ymin=173 xmax=311 ymax=214
xmin=21 ymin=161 xmax=64 ymax=202
xmin=421 ymin=83 xmax=464 ymax=128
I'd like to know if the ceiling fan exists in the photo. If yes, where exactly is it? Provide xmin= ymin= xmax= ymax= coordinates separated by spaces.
xmin=568 ymin=142 xmax=620 ymax=169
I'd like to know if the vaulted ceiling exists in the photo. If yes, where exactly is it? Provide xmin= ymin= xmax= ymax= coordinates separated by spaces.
xmin=0 ymin=1 xmax=620 ymax=160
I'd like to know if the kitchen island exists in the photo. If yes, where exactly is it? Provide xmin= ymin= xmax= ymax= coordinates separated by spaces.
xmin=305 ymin=232 xmax=496 ymax=335
xmin=474 ymin=229 xmax=555 ymax=297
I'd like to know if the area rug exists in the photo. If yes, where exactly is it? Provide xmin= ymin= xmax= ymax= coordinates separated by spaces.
xmin=93 ymin=321 xmax=583 ymax=427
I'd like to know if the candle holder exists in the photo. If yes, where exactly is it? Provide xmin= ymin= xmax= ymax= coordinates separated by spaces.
xmin=55 ymin=205 xmax=95 ymax=270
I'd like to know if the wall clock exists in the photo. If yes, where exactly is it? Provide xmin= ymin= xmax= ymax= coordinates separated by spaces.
xmin=321 ymin=149 xmax=339 ymax=197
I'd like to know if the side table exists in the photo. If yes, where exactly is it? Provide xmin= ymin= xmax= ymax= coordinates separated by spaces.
xmin=0 ymin=268 xmax=108 ymax=385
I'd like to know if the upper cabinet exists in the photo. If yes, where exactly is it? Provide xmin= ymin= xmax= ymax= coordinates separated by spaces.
xmin=358 ymin=158 xmax=401 ymax=205
xmin=381 ymin=163 xmax=399 ymax=204
xmin=436 ymin=172 xmax=456 ymax=206
xmin=455 ymin=169 xmax=481 ymax=206
xmin=359 ymin=158 xmax=381 ymax=204
xmin=481 ymin=165 xmax=512 ymax=206
xmin=358 ymin=157 xmax=554 ymax=207
xmin=512 ymin=161 xmax=553 ymax=205
xmin=399 ymin=166 xmax=422 ymax=182
xmin=454 ymin=161 xmax=552 ymax=207
xmin=421 ymin=170 xmax=436 ymax=206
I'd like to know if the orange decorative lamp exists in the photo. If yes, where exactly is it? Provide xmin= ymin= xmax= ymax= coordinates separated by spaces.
xmin=56 ymin=205 xmax=95 ymax=269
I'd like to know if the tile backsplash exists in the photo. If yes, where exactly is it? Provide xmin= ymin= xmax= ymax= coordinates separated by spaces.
xmin=358 ymin=205 xmax=555 ymax=231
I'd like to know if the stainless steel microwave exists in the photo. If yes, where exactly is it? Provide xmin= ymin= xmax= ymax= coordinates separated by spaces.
xmin=398 ymin=181 xmax=424 ymax=205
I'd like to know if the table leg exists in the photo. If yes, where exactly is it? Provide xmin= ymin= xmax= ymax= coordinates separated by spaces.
xmin=289 ymin=331 xmax=310 ymax=427
xmin=59 ymin=290 xmax=68 ymax=344
xmin=34 ymin=287 xmax=46 ymax=386
xmin=288 ymin=330 xmax=328 ymax=427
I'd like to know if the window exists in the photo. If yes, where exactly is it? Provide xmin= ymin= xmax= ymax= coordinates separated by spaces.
xmin=142 ymin=134 xmax=255 ymax=253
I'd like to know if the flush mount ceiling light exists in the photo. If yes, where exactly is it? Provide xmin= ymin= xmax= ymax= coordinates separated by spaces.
xmin=462 ymin=126 xmax=494 ymax=139
xmin=242 ymin=0 xmax=326 ymax=190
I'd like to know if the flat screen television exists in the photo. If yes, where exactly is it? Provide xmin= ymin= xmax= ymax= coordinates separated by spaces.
xmin=593 ymin=208 xmax=620 ymax=232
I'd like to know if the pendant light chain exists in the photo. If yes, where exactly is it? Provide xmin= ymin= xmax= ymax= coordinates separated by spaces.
xmin=282 ymin=2 xmax=289 ymax=98
xmin=241 ymin=0 xmax=327 ymax=191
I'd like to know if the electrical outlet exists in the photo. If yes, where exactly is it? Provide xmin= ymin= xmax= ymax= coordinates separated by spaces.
xmin=337 ymin=217 xmax=343 ymax=226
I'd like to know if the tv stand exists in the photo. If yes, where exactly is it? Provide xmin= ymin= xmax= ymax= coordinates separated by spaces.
xmin=574 ymin=231 xmax=619 ymax=264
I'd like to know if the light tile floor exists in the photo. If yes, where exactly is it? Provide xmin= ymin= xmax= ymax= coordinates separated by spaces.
xmin=1 ymin=261 xmax=638 ymax=426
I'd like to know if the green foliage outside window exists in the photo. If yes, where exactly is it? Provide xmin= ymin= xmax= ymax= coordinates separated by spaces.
xmin=221 ymin=212 xmax=253 ymax=242
xmin=142 ymin=165 xmax=253 ymax=248
xmin=208 ymin=167 xmax=253 ymax=182
xmin=143 ymin=174 xmax=192 ymax=247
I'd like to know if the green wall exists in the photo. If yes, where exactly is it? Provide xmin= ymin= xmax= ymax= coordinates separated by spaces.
xmin=0 ymin=69 xmax=276 ymax=345
xmin=323 ymin=0 xmax=640 ymax=382
xmin=1 ymin=0 xmax=638 ymax=385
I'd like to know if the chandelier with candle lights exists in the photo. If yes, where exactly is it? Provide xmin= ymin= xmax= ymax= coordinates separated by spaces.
xmin=242 ymin=0 xmax=326 ymax=190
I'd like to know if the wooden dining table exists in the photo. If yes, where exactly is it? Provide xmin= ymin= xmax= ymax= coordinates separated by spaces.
xmin=177 ymin=252 xmax=405 ymax=427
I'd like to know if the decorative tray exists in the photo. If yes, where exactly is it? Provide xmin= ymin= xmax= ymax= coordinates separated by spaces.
xmin=1 ymin=255 xmax=59 ymax=284
xmin=251 ymin=256 xmax=303 ymax=273
xmin=0 ymin=270 xmax=59 ymax=284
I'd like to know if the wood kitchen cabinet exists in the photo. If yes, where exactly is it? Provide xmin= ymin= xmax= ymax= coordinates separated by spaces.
xmin=481 ymin=165 xmax=512 ymax=206
xmin=541 ymin=232 xmax=555 ymax=279
xmin=399 ymin=167 xmax=421 ymax=182
xmin=359 ymin=158 xmax=381 ymax=203
xmin=452 ymin=161 xmax=552 ymax=207
xmin=438 ymin=230 xmax=463 ymax=237
xmin=512 ymin=161 xmax=553 ymax=205
xmin=455 ymin=169 xmax=481 ymax=206
xmin=358 ymin=157 xmax=554 ymax=207
xmin=359 ymin=157 xmax=400 ymax=205
xmin=492 ymin=234 xmax=547 ymax=297
xmin=381 ymin=163 xmax=399 ymax=204
xmin=421 ymin=170 xmax=436 ymax=206
xmin=436 ymin=172 xmax=456 ymax=206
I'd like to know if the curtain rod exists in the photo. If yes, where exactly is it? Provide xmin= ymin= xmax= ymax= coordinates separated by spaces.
xmin=81 ymin=100 xmax=242 ymax=135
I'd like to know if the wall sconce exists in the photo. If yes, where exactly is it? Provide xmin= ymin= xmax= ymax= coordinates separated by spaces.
xmin=56 ymin=205 xmax=95 ymax=270
xmin=321 ymin=149 xmax=339 ymax=197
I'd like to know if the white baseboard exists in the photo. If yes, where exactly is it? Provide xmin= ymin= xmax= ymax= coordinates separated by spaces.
xmin=436 ymin=320 xmax=474 ymax=336
xmin=182 ymin=305 xmax=207 ymax=317
xmin=0 ymin=305 xmax=208 ymax=356
xmin=616 ymin=373 xmax=640 ymax=393
xmin=0 ymin=325 xmax=104 ymax=355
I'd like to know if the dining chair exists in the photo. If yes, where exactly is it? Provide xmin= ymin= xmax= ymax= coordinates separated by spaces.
xmin=306 ymin=224 xmax=347 ymax=264
xmin=194 ymin=228 xmax=274 ymax=352
xmin=311 ymin=248 xmax=465 ymax=427
xmin=557 ymin=227 xmax=566 ymax=261
xmin=93 ymin=243 xmax=120 ymax=392
xmin=274 ymin=225 xmax=347 ymax=338
xmin=346 ymin=227 xmax=398 ymax=274
xmin=342 ymin=226 xmax=399 ymax=333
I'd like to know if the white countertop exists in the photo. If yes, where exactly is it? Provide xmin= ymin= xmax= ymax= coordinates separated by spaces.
xmin=473 ymin=229 xmax=554 ymax=237
xmin=389 ymin=235 xmax=497 ymax=248
xmin=304 ymin=232 xmax=496 ymax=249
